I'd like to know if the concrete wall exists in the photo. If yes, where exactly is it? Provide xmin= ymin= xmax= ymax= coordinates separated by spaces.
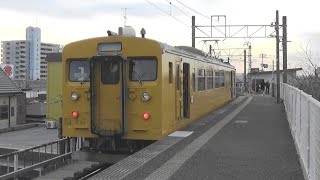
xmin=46 ymin=61 xmax=62 ymax=121
xmin=16 ymin=94 xmax=26 ymax=125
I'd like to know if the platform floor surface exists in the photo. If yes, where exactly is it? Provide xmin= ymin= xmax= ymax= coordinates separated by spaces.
xmin=0 ymin=127 xmax=58 ymax=150
xmin=90 ymin=95 xmax=304 ymax=180
xmin=166 ymin=95 xmax=304 ymax=180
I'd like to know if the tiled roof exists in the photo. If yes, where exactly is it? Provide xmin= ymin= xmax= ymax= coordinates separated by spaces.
xmin=0 ymin=68 xmax=22 ymax=95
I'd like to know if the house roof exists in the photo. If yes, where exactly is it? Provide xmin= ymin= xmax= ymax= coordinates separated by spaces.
xmin=0 ymin=68 xmax=23 ymax=95
xmin=248 ymin=68 xmax=303 ymax=75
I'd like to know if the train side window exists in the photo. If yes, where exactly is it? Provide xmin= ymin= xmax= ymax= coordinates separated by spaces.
xmin=176 ymin=64 xmax=180 ymax=90
xmin=169 ymin=62 xmax=173 ymax=84
xmin=220 ymin=71 xmax=225 ymax=87
xmin=215 ymin=71 xmax=220 ymax=88
xmin=198 ymin=69 xmax=205 ymax=91
xmin=207 ymin=69 xmax=214 ymax=89
xmin=101 ymin=60 xmax=120 ymax=84
xmin=192 ymin=68 xmax=196 ymax=91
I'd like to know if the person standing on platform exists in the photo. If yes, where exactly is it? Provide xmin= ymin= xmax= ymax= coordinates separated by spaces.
xmin=266 ymin=81 xmax=270 ymax=95
xmin=260 ymin=80 xmax=265 ymax=96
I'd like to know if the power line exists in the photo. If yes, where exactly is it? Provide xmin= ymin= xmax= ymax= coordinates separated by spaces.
xmin=175 ymin=0 xmax=210 ymax=19
xmin=145 ymin=0 xmax=189 ymax=27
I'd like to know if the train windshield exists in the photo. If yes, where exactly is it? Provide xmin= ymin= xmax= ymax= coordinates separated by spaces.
xmin=69 ymin=59 xmax=90 ymax=82
xmin=129 ymin=58 xmax=157 ymax=81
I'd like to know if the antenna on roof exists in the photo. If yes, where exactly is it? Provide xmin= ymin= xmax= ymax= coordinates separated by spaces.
xmin=123 ymin=8 xmax=127 ymax=27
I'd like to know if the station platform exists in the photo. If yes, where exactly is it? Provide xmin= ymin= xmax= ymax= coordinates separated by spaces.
xmin=0 ymin=125 xmax=58 ymax=151
xmin=89 ymin=95 xmax=304 ymax=180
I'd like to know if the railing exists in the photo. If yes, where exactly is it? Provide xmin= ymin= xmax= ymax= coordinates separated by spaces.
xmin=0 ymin=137 xmax=83 ymax=180
xmin=281 ymin=83 xmax=320 ymax=180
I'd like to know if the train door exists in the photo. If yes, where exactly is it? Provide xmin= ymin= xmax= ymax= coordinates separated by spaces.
xmin=90 ymin=56 xmax=126 ymax=136
xmin=183 ymin=63 xmax=190 ymax=118
xmin=175 ymin=61 xmax=183 ymax=124
xmin=230 ymin=71 xmax=234 ymax=98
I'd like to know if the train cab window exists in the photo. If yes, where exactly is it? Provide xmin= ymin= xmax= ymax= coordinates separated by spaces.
xmin=220 ymin=71 xmax=225 ymax=87
xmin=198 ymin=69 xmax=205 ymax=91
xmin=207 ymin=70 xmax=214 ymax=89
xmin=129 ymin=58 xmax=157 ymax=81
xmin=101 ymin=60 xmax=120 ymax=84
xmin=169 ymin=62 xmax=173 ymax=84
xmin=69 ymin=60 xmax=90 ymax=82
xmin=215 ymin=72 xmax=220 ymax=88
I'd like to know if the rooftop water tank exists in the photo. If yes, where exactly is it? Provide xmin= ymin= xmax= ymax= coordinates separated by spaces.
xmin=121 ymin=26 xmax=136 ymax=37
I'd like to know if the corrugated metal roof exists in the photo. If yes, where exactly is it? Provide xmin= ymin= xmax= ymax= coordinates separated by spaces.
xmin=0 ymin=68 xmax=22 ymax=94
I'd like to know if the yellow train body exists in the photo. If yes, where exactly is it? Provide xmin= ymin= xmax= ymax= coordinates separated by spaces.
xmin=62 ymin=36 xmax=235 ymax=143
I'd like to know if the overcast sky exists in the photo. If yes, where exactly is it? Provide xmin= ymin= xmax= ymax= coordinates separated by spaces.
xmin=0 ymin=0 xmax=319 ymax=73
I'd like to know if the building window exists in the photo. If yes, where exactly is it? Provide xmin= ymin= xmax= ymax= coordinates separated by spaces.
xmin=0 ymin=105 xmax=8 ymax=120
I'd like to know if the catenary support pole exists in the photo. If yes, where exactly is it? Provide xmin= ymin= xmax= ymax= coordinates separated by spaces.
xmin=244 ymin=50 xmax=247 ymax=92
xmin=192 ymin=16 xmax=195 ymax=48
xmin=282 ymin=16 xmax=287 ymax=83
xmin=276 ymin=10 xmax=280 ymax=103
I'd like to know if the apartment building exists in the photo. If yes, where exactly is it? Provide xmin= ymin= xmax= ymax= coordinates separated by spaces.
xmin=0 ymin=27 xmax=61 ymax=80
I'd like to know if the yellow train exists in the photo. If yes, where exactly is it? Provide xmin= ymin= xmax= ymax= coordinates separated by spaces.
xmin=62 ymin=28 xmax=236 ymax=151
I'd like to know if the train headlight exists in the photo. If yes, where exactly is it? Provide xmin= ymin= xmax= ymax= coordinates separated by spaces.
xmin=141 ymin=92 xmax=151 ymax=101
xmin=71 ymin=92 xmax=79 ymax=101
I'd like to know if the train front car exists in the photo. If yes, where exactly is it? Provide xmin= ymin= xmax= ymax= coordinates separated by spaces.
xmin=62 ymin=36 xmax=163 ymax=151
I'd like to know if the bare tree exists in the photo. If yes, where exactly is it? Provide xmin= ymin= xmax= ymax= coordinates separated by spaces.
xmin=292 ymin=42 xmax=320 ymax=101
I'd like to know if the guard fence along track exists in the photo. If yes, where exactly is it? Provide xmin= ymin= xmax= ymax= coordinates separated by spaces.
xmin=281 ymin=83 xmax=320 ymax=180
xmin=0 ymin=137 xmax=83 ymax=180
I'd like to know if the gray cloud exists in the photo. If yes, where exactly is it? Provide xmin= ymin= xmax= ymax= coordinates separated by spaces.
xmin=0 ymin=0 xmax=182 ymax=18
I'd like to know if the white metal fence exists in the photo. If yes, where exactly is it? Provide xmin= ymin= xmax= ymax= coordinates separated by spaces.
xmin=281 ymin=83 xmax=320 ymax=180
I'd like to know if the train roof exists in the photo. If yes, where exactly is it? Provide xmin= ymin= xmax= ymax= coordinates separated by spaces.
xmin=63 ymin=35 xmax=235 ymax=70
xmin=160 ymin=43 xmax=235 ymax=69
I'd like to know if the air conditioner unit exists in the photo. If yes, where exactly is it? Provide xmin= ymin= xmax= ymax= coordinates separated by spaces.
xmin=46 ymin=120 xmax=57 ymax=129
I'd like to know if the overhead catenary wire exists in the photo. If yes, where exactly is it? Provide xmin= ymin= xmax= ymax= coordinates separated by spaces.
xmin=145 ymin=0 xmax=189 ymax=27
xmin=166 ymin=0 xmax=190 ymax=18
xmin=145 ymin=0 xmax=210 ymax=38
xmin=175 ymin=0 xmax=210 ymax=20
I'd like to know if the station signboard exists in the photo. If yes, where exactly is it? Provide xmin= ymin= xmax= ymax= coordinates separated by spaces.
xmin=0 ymin=64 xmax=14 ymax=78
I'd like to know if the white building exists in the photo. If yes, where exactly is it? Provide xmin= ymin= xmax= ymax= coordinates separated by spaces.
xmin=0 ymin=26 xmax=61 ymax=80
xmin=0 ymin=68 xmax=26 ymax=128
xmin=247 ymin=68 xmax=303 ymax=93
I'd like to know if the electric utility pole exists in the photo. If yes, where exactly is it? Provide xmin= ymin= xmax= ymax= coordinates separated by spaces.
xmin=248 ymin=45 xmax=252 ymax=93
xmin=282 ymin=16 xmax=287 ymax=83
xmin=276 ymin=10 xmax=280 ymax=103
xmin=244 ymin=50 xmax=247 ymax=92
